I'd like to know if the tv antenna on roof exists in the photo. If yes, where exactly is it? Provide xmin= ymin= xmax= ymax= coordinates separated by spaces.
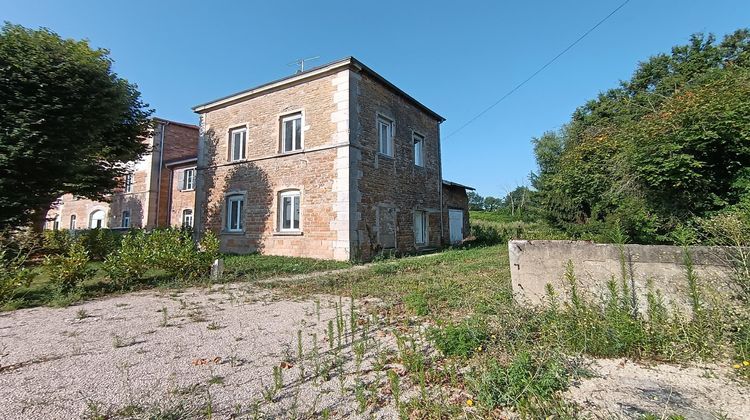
xmin=288 ymin=56 xmax=320 ymax=74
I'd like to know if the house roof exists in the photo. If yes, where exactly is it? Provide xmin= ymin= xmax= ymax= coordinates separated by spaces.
xmin=153 ymin=117 xmax=199 ymax=130
xmin=164 ymin=157 xmax=198 ymax=168
xmin=442 ymin=180 xmax=475 ymax=191
xmin=192 ymin=57 xmax=445 ymax=122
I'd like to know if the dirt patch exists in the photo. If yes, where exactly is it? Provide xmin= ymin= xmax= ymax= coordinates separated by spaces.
xmin=566 ymin=358 xmax=750 ymax=419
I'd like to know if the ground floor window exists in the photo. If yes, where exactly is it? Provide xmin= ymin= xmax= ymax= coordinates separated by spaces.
xmin=414 ymin=210 xmax=428 ymax=246
xmin=122 ymin=210 xmax=130 ymax=228
xmin=69 ymin=214 xmax=77 ymax=230
xmin=89 ymin=210 xmax=105 ymax=229
xmin=182 ymin=208 xmax=194 ymax=228
xmin=52 ymin=215 xmax=60 ymax=231
xmin=279 ymin=190 xmax=301 ymax=231
xmin=226 ymin=195 xmax=244 ymax=232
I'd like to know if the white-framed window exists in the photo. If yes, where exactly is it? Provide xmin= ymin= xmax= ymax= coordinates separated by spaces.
xmin=182 ymin=209 xmax=194 ymax=228
xmin=229 ymin=128 xmax=247 ymax=162
xmin=225 ymin=194 xmax=244 ymax=232
xmin=89 ymin=210 xmax=105 ymax=229
xmin=377 ymin=115 xmax=394 ymax=157
xmin=122 ymin=210 xmax=130 ymax=228
xmin=52 ymin=215 xmax=60 ymax=231
xmin=281 ymin=113 xmax=303 ymax=153
xmin=413 ymin=133 xmax=424 ymax=166
xmin=279 ymin=190 xmax=301 ymax=231
xmin=124 ymin=173 xmax=134 ymax=193
xmin=414 ymin=210 xmax=428 ymax=246
xmin=69 ymin=214 xmax=77 ymax=230
xmin=182 ymin=168 xmax=196 ymax=191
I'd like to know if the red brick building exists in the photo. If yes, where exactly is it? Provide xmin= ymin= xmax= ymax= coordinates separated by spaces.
xmin=45 ymin=118 xmax=199 ymax=230
xmin=193 ymin=57 xmax=472 ymax=261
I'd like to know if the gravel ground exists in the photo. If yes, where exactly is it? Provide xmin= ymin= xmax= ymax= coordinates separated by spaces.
xmin=0 ymin=284 xmax=403 ymax=419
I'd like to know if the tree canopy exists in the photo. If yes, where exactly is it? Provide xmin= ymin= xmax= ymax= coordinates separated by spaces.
xmin=0 ymin=23 xmax=152 ymax=229
xmin=531 ymin=29 xmax=750 ymax=243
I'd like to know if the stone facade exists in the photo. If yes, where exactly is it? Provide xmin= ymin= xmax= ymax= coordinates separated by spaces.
xmin=45 ymin=119 xmax=199 ymax=230
xmin=194 ymin=57 xmax=471 ymax=261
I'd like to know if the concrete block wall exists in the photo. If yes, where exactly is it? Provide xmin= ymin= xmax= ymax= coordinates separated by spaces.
xmin=509 ymin=240 xmax=735 ymax=314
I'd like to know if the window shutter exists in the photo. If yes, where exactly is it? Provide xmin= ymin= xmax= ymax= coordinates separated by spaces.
xmin=177 ymin=169 xmax=185 ymax=191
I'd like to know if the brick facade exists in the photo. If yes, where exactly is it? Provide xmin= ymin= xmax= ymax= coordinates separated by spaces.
xmin=194 ymin=57 xmax=472 ymax=261
xmin=45 ymin=119 xmax=199 ymax=230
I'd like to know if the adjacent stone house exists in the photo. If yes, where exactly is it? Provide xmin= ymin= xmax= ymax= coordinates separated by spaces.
xmin=193 ymin=57 xmax=472 ymax=261
xmin=46 ymin=118 xmax=199 ymax=230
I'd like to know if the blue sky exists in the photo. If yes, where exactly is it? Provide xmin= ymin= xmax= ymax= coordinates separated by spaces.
xmin=2 ymin=1 xmax=748 ymax=197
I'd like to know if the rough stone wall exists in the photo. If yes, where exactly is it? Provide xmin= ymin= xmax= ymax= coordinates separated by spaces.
xmin=442 ymin=185 xmax=470 ymax=243
xmin=350 ymin=72 xmax=442 ymax=260
xmin=509 ymin=240 xmax=735 ymax=314
xmin=195 ymin=70 xmax=348 ymax=259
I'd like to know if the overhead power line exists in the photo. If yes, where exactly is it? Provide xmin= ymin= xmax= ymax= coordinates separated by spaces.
xmin=443 ymin=0 xmax=631 ymax=141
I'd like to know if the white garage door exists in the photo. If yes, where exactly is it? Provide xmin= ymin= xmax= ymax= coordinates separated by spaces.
xmin=448 ymin=209 xmax=464 ymax=244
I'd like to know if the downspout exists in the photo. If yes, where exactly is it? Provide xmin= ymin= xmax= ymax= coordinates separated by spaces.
xmin=155 ymin=121 xmax=169 ymax=227
xmin=437 ymin=121 xmax=444 ymax=245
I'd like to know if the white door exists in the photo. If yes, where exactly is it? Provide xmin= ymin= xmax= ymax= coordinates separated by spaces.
xmin=448 ymin=209 xmax=464 ymax=244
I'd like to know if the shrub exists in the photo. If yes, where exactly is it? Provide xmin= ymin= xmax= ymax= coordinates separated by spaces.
xmin=43 ymin=229 xmax=74 ymax=254
xmin=0 ymin=230 xmax=39 ymax=304
xmin=428 ymin=318 xmax=489 ymax=358
xmin=78 ymin=229 xmax=122 ymax=260
xmin=43 ymin=242 xmax=95 ymax=292
xmin=472 ymin=351 xmax=568 ymax=412
xmin=103 ymin=230 xmax=149 ymax=287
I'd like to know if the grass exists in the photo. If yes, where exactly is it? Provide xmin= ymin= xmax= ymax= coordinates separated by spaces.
xmin=3 ymin=253 xmax=351 ymax=311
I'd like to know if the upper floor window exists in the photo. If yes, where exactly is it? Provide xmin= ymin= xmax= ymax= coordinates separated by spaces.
xmin=230 ymin=128 xmax=247 ymax=162
xmin=377 ymin=115 xmax=394 ymax=157
xmin=281 ymin=113 xmax=303 ymax=153
xmin=226 ymin=194 xmax=244 ymax=232
xmin=279 ymin=190 xmax=301 ymax=231
xmin=182 ymin=168 xmax=196 ymax=191
xmin=124 ymin=173 xmax=134 ymax=193
xmin=413 ymin=133 xmax=424 ymax=167
xmin=122 ymin=210 xmax=131 ymax=228
xmin=182 ymin=208 xmax=194 ymax=228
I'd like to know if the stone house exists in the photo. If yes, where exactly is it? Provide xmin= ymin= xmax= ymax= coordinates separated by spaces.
xmin=45 ymin=118 xmax=199 ymax=230
xmin=192 ymin=57 xmax=472 ymax=261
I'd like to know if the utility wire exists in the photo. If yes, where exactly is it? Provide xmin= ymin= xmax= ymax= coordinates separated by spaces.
xmin=443 ymin=0 xmax=631 ymax=141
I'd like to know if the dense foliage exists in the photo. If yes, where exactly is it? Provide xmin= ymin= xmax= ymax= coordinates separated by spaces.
xmin=531 ymin=29 xmax=750 ymax=243
xmin=0 ymin=23 xmax=152 ymax=230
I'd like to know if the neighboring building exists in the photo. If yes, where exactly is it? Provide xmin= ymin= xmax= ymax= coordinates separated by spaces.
xmin=193 ymin=57 xmax=472 ymax=261
xmin=45 ymin=118 xmax=199 ymax=230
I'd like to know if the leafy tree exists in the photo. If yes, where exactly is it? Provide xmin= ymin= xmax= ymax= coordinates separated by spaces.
xmin=484 ymin=196 xmax=503 ymax=212
xmin=467 ymin=191 xmax=485 ymax=210
xmin=531 ymin=29 xmax=750 ymax=243
xmin=0 ymin=23 xmax=152 ymax=230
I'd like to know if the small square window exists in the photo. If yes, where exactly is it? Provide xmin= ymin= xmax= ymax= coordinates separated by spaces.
xmin=229 ymin=128 xmax=247 ymax=162
xmin=377 ymin=115 xmax=394 ymax=157
xmin=281 ymin=114 xmax=303 ymax=153
xmin=279 ymin=190 xmax=301 ymax=231
xmin=182 ymin=168 xmax=196 ymax=191
xmin=226 ymin=195 xmax=244 ymax=232
xmin=413 ymin=133 xmax=424 ymax=166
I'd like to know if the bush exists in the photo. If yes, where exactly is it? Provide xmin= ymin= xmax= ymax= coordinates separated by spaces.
xmin=404 ymin=290 xmax=429 ymax=316
xmin=104 ymin=228 xmax=218 ymax=287
xmin=428 ymin=318 xmax=489 ymax=358
xmin=78 ymin=229 xmax=122 ymax=260
xmin=43 ymin=229 xmax=74 ymax=254
xmin=0 ymin=230 xmax=39 ymax=305
xmin=43 ymin=242 xmax=94 ymax=292
xmin=472 ymin=351 xmax=569 ymax=411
